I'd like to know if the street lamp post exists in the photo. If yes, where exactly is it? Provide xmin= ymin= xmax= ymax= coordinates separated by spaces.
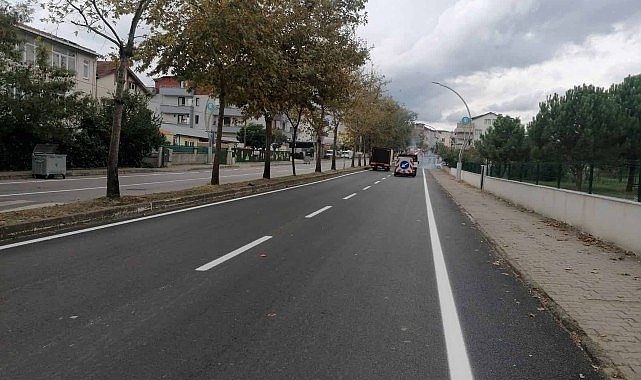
xmin=432 ymin=81 xmax=472 ymax=181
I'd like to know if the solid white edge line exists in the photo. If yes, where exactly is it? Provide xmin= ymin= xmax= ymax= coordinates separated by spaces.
xmin=362 ymin=186 xmax=371 ymax=190
xmin=0 ymin=171 xmax=363 ymax=251
xmin=195 ymin=236 xmax=272 ymax=271
xmin=305 ymin=206 xmax=332 ymax=218
xmin=343 ymin=193 xmax=357 ymax=200
xmin=422 ymin=169 xmax=474 ymax=380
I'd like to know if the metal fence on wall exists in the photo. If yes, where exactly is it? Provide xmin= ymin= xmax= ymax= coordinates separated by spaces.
xmin=464 ymin=160 xmax=641 ymax=202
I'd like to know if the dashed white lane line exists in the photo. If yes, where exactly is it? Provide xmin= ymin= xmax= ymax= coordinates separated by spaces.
xmin=195 ymin=236 xmax=272 ymax=271
xmin=374 ymin=181 xmax=381 ymax=184
xmin=343 ymin=193 xmax=357 ymax=200
xmin=362 ymin=186 xmax=371 ymax=190
xmin=305 ymin=206 xmax=332 ymax=218
xmin=421 ymin=169 xmax=474 ymax=380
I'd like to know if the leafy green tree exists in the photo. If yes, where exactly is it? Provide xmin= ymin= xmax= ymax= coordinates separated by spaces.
xmin=478 ymin=115 xmax=528 ymax=163
xmin=610 ymin=75 xmax=641 ymax=192
xmin=527 ymin=85 xmax=616 ymax=189
xmin=47 ymin=0 xmax=160 ymax=197
xmin=142 ymin=0 xmax=264 ymax=185
xmin=65 ymin=93 xmax=164 ymax=168
xmin=236 ymin=123 xmax=266 ymax=150
xmin=0 ymin=27 xmax=87 ymax=170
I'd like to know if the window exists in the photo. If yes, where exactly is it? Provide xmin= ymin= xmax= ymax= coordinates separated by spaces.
xmin=194 ymin=97 xmax=199 ymax=106
xmin=178 ymin=97 xmax=186 ymax=106
xmin=128 ymin=82 xmax=136 ymax=91
xmin=82 ymin=59 xmax=90 ymax=79
xmin=178 ymin=115 xmax=189 ymax=124
xmin=23 ymin=43 xmax=35 ymax=64
xmin=194 ymin=115 xmax=199 ymax=125
xmin=51 ymin=47 xmax=76 ymax=72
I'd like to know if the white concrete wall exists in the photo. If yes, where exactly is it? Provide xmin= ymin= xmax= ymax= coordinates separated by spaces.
xmin=448 ymin=169 xmax=641 ymax=254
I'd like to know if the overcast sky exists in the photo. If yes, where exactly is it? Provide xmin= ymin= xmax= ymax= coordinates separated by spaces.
xmin=25 ymin=0 xmax=641 ymax=131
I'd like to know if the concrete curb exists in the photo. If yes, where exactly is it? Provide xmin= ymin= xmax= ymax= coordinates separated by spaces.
xmin=0 ymin=167 xmax=366 ymax=243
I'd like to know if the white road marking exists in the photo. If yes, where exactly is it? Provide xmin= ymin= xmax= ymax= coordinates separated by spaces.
xmin=305 ymin=206 xmax=332 ymax=218
xmin=422 ymin=169 xmax=474 ymax=380
xmin=342 ymin=193 xmax=357 ymax=200
xmin=362 ymin=186 xmax=371 ymax=190
xmin=381 ymin=177 xmax=387 ymax=180
xmin=0 ymin=171 xmax=363 ymax=251
xmin=374 ymin=181 xmax=380 ymax=184
xmin=195 ymin=236 xmax=272 ymax=271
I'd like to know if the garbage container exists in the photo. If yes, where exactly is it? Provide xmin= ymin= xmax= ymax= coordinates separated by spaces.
xmin=32 ymin=144 xmax=66 ymax=179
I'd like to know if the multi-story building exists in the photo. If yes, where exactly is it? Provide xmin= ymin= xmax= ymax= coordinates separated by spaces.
xmin=452 ymin=111 xmax=498 ymax=147
xmin=96 ymin=61 xmax=151 ymax=99
xmin=17 ymin=24 xmax=99 ymax=98
xmin=148 ymin=76 xmax=293 ymax=148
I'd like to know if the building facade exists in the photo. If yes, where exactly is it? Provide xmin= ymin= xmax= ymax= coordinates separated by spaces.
xmin=452 ymin=111 xmax=498 ymax=147
xmin=17 ymin=24 xmax=98 ymax=98
xmin=96 ymin=61 xmax=151 ymax=100
xmin=148 ymin=76 xmax=294 ymax=148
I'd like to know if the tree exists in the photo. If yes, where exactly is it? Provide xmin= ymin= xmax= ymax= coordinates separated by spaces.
xmin=47 ymin=0 xmax=157 ymax=198
xmin=478 ymin=115 xmax=528 ymax=163
xmin=0 ymin=24 xmax=88 ymax=170
xmin=236 ymin=123 xmax=266 ymax=150
xmin=141 ymin=0 xmax=264 ymax=185
xmin=271 ymin=129 xmax=288 ymax=151
xmin=527 ymin=85 xmax=616 ymax=189
xmin=610 ymin=75 xmax=641 ymax=192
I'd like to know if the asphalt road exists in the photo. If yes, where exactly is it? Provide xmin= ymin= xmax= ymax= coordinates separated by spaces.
xmin=0 ymin=160 xmax=344 ymax=212
xmin=0 ymin=168 xmax=602 ymax=379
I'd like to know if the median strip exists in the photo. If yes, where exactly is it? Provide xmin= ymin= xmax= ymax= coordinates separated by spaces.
xmin=195 ymin=236 xmax=272 ymax=271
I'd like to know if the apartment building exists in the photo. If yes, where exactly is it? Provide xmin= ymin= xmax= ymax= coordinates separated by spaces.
xmin=96 ymin=61 xmax=151 ymax=99
xmin=452 ymin=111 xmax=498 ymax=147
xmin=17 ymin=24 xmax=98 ymax=98
xmin=149 ymin=76 xmax=293 ymax=148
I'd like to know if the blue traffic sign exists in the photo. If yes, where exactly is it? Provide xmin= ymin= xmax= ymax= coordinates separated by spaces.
xmin=400 ymin=160 xmax=410 ymax=170
xmin=207 ymin=102 xmax=214 ymax=110
xmin=461 ymin=116 xmax=471 ymax=125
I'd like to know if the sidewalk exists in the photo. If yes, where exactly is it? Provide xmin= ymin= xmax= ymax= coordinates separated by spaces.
xmin=429 ymin=169 xmax=641 ymax=380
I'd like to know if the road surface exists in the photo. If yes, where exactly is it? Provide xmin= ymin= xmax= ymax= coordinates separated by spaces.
xmin=0 ymin=168 xmax=602 ymax=379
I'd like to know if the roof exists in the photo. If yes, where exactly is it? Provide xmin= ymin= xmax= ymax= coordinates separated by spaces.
xmin=472 ymin=112 xmax=498 ymax=120
xmin=96 ymin=61 xmax=151 ymax=95
xmin=17 ymin=24 xmax=98 ymax=57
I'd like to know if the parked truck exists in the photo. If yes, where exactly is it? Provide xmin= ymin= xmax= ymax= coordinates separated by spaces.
xmin=370 ymin=147 xmax=393 ymax=171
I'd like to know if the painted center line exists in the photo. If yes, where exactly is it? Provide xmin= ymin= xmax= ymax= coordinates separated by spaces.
xmin=422 ymin=169 xmax=474 ymax=380
xmin=343 ymin=193 xmax=357 ymax=200
xmin=362 ymin=186 xmax=371 ymax=190
xmin=374 ymin=181 xmax=381 ymax=184
xmin=196 ymin=236 xmax=272 ymax=271
xmin=305 ymin=206 xmax=332 ymax=218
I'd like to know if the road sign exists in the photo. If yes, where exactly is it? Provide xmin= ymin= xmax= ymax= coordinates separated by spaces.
xmin=461 ymin=116 xmax=471 ymax=125
xmin=207 ymin=102 xmax=214 ymax=110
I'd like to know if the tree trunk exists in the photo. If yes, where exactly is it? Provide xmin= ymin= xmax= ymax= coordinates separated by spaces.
xmin=291 ymin=126 xmax=298 ymax=176
xmin=331 ymin=122 xmax=338 ymax=171
xmin=626 ymin=163 xmax=636 ymax=192
xmin=315 ymin=105 xmax=325 ymax=173
xmin=211 ymin=87 xmax=225 ymax=185
xmin=106 ymin=53 xmax=129 ymax=198
xmin=263 ymin=112 xmax=272 ymax=179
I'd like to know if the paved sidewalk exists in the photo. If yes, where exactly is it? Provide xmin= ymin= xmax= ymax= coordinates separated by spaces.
xmin=429 ymin=169 xmax=641 ymax=380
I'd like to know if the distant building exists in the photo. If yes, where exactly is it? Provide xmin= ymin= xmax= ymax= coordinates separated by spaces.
xmin=452 ymin=111 xmax=498 ymax=147
xmin=16 ymin=24 xmax=99 ymax=98
xmin=415 ymin=122 xmax=440 ymax=149
xmin=96 ymin=61 xmax=151 ymax=99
